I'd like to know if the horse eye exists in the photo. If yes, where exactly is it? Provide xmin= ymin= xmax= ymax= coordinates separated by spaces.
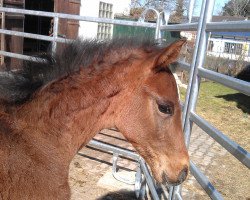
xmin=158 ymin=104 xmax=173 ymax=115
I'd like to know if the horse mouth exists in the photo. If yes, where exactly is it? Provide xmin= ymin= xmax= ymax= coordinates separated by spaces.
xmin=162 ymin=173 xmax=182 ymax=186
xmin=162 ymin=167 xmax=188 ymax=186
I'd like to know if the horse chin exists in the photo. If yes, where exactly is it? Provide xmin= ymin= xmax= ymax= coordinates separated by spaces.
xmin=161 ymin=169 xmax=188 ymax=186
xmin=150 ymin=165 xmax=187 ymax=186
xmin=161 ymin=172 xmax=184 ymax=187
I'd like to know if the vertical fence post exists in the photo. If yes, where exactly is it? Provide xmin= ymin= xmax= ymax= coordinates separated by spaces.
xmin=154 ymin=11 xmax=161 ymax=41
xmin=182 ymin=0 xmax=215 ymax=147
xmin=52 ymin=15 xmax=59 ymax=54
xmin=188 ymin=0 xmax=196 ymax=23
xmin=139 ymin=159 xmax=160 ymax=200
xmin=169 ymin=0 xmax=216 ymax=199
xmin=0 ymin=0 xmax=5 ymax=65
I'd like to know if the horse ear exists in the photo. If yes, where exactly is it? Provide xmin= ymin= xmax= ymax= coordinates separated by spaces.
xmin=154 ymin=39 xmax=186 ymax=68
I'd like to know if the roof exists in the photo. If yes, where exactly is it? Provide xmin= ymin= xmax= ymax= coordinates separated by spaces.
xmin=211 ymin=16 xmax=246 ymax=22
xmin=190 ymin=15 xmax=246 ymax=23
xmin=190 ymin=16 xmax=249 ymax=40
xmin=210 ymin=32 xmax=250 ymax=40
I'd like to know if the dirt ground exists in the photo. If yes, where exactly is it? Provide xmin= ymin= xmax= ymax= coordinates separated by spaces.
xmin=69 ymin=130 xmax=139 ymax=200
xmin=68 ymin=128 xmax=250 ymax=200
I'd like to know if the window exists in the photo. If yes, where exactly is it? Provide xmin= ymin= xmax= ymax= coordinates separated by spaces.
xmin=224 ymin=42 xmax=243 ymax=55
xmin=208 ymin=41 xmax=214 ymax=51
xmin=97 ymin=2 xmax=113 ymax=40
xmin=235 ymin=43 xmax=243 ymax=55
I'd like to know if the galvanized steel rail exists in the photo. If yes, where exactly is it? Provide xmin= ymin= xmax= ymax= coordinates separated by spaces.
xmin=198 ymin=68 xmax=250 ymax=96
xmin=0 ymin=7 xmax=157 ymax=28
xmin=0 ymin=2 xmax=249 ymax=200
xmin=170 ymin=0 xmax=250 ymax=199
xmin=88 ymin=140 xmax=160 ymax=200
xmin=190 ymin=112 xmax=250 ymax=168
xmin=169 ymin=0 xmax=222 ymax=199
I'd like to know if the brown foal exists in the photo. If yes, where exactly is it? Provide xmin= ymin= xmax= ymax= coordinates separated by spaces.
xmin=0 ymin=38 xmax=189 ymax=199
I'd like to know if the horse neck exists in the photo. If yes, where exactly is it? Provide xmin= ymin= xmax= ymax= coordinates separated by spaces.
xmin=14 ymin=65 xmax=129 ymax=162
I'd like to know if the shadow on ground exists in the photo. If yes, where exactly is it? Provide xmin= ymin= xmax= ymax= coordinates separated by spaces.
xmin=216 ymin=93 xmax=250 ymax=114
xmin=96 ymin=190 xmax=138 ymax=200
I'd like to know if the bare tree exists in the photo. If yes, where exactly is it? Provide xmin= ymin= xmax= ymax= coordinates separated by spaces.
xmin=172 ymin=0 xmax=185 ymax=22
xmin=222 ymin=0 xmax=250 ymax=17
xmin=130 ymin=0 xmax=188 ymax=23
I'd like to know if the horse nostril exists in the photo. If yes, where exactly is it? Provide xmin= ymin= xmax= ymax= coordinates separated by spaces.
xmin=177 ymin=167 xmax=188 ymax=183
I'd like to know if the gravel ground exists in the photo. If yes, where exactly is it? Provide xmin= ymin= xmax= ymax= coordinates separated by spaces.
xmin=69 ymin=128 xmax=250 ymax=200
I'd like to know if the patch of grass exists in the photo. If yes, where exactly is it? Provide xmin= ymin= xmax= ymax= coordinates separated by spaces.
xmin=180 ymin=87 xmax=186 ymax=102
xmin=180 ymin=81 xmax=250 ymax=199
xmin=180 ymin=81 xmax=250 ymax=151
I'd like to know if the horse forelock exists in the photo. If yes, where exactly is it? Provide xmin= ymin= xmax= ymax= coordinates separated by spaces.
xmin=0 ymin=37 xmax=159 ymax=105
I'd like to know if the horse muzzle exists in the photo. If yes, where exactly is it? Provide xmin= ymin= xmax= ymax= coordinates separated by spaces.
xmin=162 ymin=165 xmax=189 ymax=186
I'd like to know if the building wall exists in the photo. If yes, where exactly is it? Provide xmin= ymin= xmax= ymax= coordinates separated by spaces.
xmin=207 ymin=38 xmax=250 ymax=62
xmin=79 ymin=0 xmax=131 ymax=39
xmin=180 ymin=31 xmax=196 ymax=43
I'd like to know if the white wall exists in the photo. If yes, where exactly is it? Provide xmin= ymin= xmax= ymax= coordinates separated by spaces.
xmin=79 ymin=0 xmax=131 ymax=39
xmin=207 ymin=38 xmax=250 ymax=62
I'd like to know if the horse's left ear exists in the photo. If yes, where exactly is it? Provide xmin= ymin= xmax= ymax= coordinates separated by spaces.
xmin=155 ymin=39 xmax=186 ymax=68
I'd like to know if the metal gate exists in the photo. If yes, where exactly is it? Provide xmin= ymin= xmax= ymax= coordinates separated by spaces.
xmin=0 ymin=0 xmax=249 ymax=199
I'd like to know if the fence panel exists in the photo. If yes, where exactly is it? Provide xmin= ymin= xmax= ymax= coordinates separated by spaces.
xmin=0 ymin=3 xmax=249 ymax=200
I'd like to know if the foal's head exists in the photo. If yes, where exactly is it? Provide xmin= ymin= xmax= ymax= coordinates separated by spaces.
xmin=0 ymin=37 xmax=189 ymax=186
xmin=113 ymin=39 xmax=189 ymax=186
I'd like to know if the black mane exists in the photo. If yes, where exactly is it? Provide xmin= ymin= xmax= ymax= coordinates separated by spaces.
xmin=0 ymin=37 xmax=158 ymax=104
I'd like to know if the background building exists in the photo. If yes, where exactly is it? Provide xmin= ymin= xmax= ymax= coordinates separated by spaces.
xmin=0 ymin=0 xmax=81 ymax=68
xmin=0 ymin=0 xmax=131 ymax=69
xmin=207 ymin=32 xmax=250 ymax=62
xmin=79 ymin=0 xmax=131 ymax=39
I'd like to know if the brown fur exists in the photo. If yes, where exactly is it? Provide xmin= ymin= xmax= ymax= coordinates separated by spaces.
xmin=0 ymin=39 xmax=189 ymax=199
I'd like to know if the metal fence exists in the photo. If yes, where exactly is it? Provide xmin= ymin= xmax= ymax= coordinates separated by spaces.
xmin=0 ymin=0 xmax=250 ymax=199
